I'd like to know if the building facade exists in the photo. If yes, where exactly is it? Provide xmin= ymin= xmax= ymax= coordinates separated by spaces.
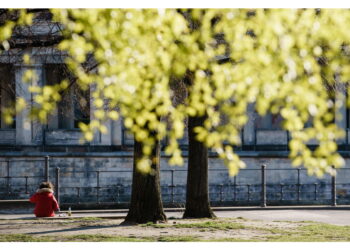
xmin=1 ymin=10 xmax=350 ymax=208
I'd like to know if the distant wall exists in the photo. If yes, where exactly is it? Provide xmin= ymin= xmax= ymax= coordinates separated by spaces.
xmin=1 ymin=153 xmax=349 ymax=208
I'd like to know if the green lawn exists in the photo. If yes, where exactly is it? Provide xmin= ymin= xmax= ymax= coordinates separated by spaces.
xmin=266 ymin=223 xmax=350 ymax=242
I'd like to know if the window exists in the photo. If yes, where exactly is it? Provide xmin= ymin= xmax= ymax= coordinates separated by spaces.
xmin=0 ymin=64 xmax=15 ymax=129
xmin=45 ymin=64 xmax=90 ymax=129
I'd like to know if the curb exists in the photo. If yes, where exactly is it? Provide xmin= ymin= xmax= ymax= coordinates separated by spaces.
xmin=57 ymin=205 xmax=350 ymax=214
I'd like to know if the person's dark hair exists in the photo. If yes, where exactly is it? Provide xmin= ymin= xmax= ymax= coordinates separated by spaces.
xmin=39 ymin=181 xmax=54 ymax=191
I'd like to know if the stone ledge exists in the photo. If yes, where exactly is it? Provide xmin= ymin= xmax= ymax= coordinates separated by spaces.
xmin=0 ymin=151 xmax=350 ymax=158
xmin=0 ymin=199 xmax=32 ymax=211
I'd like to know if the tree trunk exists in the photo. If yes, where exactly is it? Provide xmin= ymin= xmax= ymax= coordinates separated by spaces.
xmin=183 ymin=115 xmax=216 ymax=218
xmin=123 ymin=138 xmax=167 ymax=224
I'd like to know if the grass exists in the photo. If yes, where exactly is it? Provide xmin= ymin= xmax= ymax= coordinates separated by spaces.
xmin=157 ymin=236 xmax=200 ymax=242
xmin=208 ymin=238 xmax=258 ymax=242
xmin=267 ymin=223 xmax=350 ymax=242
xmin=272 ymin=220 xmax=316 ymax=224
xmin=0 ymin=234 xmax=53 ymax=242
xmin=0 ymin=234 xmax=153 ymax=242
xmin=62 ymin=234 xmax=154 ymax=242
xmin=143 ymin=220 xmax=247 ymax=230
xmin=173 ymin=221 xmax=246 ymax=230
xmin=142 ymin=222 xmax=169 ymax=228
xmin=42 ymin=217 xmax=107 ymax=226
xmin=0 ymin=233 xmax=199 ymax=242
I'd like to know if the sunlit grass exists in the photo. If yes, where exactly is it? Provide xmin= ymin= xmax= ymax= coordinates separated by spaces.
xmin=0 ymin=234 xmax=53 ymax=242
xmin=267 ymin=223 xmax=350 ymax=242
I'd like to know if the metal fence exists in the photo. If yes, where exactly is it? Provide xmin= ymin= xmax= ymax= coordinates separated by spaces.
xmin=0 ymin=156 xmax=348 ymax=207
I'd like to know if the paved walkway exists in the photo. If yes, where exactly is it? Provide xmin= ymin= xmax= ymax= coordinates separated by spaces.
xmin=1 ymin=206 xmax=350 ymax=225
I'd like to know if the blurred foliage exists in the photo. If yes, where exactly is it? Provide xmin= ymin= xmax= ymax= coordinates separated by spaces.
xmin=1 ymin=9 xmax=350 ymax=176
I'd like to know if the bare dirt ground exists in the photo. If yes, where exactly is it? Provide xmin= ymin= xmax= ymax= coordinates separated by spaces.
xmin=0 ymin=216 xmax=305 ymax=241
xmin=3 ymin=209 xmax=350 ymax=241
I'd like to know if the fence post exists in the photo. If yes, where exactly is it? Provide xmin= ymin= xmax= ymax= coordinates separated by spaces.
xmin=116 ymin=185 xmax=120 ymax=204
xmin=45 ymin=156 xmax=50 ymax=182
xmin=247 ymin=184 xmax=251 ymax=201
xmin=171 ymin=170 xmax=174 ymax=187
xmin=297 ymin=168 xmax=301 ymax=202
xmin=332 ymin=166 xmax=337 ymax=206
xmin=76 ymin=187 xmax=81 ymax=204
xmin=261 ymin=164 xmax=266 ymax=207
xmin=96 ymin=171 xmax=100 ymax=204
xmin=25 ymin=176 xmax=29 ymax=194
xmin=6 ymin=159 xmax=10 ymax=195
xmin=233 ymin=176 xmax=237 ymax=202
xmin=170 ymin=170 xmax=175 ymax=204
xmin=220 ymin=184 xmax=224 ymax=203
xmin=280 ymin=183 xmax=284 ymax=201
xmin=55 ymin=167 xmax=60 ymax=205
xmin=314 ymin=183 xmax=318 ymax=201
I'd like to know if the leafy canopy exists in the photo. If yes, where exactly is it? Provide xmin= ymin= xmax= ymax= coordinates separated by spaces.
xmin=1 ymin=9 xmax=350 ymax=176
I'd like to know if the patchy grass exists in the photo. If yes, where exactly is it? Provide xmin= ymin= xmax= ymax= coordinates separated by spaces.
xmin=272 ymin=220 xmax=316 ymax=224
xmin=0 ymin=234 xmax=53 ymax=242
xmin=0 ymin=233 xmax=198 ymax=242
xmin=44 ymin=219 xmax=105 ymax=227
xmin=61 ymin=234 xmax=154 ymax=242
xmin=3 ymin=217 xmax=350 ymax=242
xmin=267 ymin=223 xmax=350 ymax=242
xmin=173 ymin=220 xmax=246 ymax=230
xmin=142 ymin=222 xmax=169 ymax=228
xmin=208 ymin=238 xmax=259 ymax=242
xmin=157 ymin=236 xmax=200 ymax=242
xmin=0 ymin=233 xmax=237 ymax=242
xmin=0 ymin=234 xmax=155 ymax=242
xmin=143 ymin=220 xmax=247 ymax=230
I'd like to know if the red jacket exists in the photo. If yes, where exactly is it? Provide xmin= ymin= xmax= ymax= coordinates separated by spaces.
xmin=29 ymin=188 xmax=59 ymax=217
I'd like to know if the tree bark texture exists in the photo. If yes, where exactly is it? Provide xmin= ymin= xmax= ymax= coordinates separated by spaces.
xmin=123 ymin=138 xmax=167 ymax=224
xmin=183 ymin=115 xmax=216 ymax=218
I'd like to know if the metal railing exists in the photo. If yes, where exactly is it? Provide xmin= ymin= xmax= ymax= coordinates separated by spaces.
xmin=1 ymin=156 xmax=349 ymax=207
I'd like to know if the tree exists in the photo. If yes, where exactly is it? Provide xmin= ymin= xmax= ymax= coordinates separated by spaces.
xmin=123 ymin=134 xmax=167 ymax=224
xmin=2 ymin=9 xmax=350 ymax=223
xmin=180 ymin=71 xmax=215 ymax=218
xmin=184 ymin=113 xmax=215 ymax=218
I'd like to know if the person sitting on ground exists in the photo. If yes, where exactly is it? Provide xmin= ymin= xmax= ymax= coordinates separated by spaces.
xmin=29 ymin=181 xmax=59 ymax=217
